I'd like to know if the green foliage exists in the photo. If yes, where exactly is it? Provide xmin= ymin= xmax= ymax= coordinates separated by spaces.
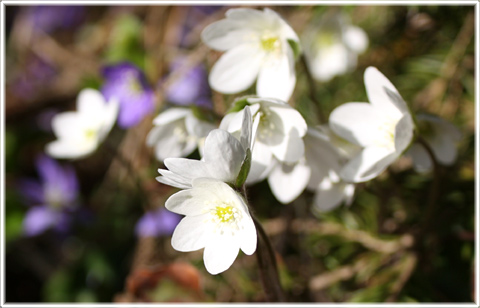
xmin=235 ymin=149 xmax=251 ymax=188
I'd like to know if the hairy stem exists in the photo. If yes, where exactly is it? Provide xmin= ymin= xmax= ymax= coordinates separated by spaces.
xmin=252 ymin=216 xmax=286 ymax=302
xmin=240 ymin=185 xmax=286 ymax=302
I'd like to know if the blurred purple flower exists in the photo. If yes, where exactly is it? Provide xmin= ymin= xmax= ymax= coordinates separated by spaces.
xmin=28 ymin=6 xmax=85 ymax=33
xmin=135 ymin=208 xmax=181 ymax=238
xmin=11 ymin=57 xmax=57 ymax=100
xmin=101 ymin=62 xmax=155 ymax=128
xmin=18 ymin=155 xmax=79 ymax=236
xmin=165 ymin=58 xmax=213 ymax=109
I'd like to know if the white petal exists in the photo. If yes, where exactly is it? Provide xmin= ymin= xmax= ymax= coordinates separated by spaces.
xmin=313 ymin=179 xmax=348 ymax=212
xmin=226 ymin=8 xmax=272 ymax=30
xmin=98 ymin=98 xmax=119 ymax=141
xmin=257 ymin=48 xmax=296 ymax=102
xmin=164 ymin=158 xmax=211 ymax=183
xmin=247 ymin=141 xmax=274 ymax=184
xmin=171 ymin=214 xmax=212 ymax=252
xmin=156 ymin=169 xmax=192 ymax=189
xmin=429 ymin=133 xmax=458 ymax=165
xmin=269 ymin=104 xmax=308 ymax=137
xmin=394 ymin=114 xmax=414 ymax=154
xmin=77 ymin=88 xmax=106 ymax=116
xmin=329 ymin=102 xmax=388 ymax=147
xmin=51 ymin=112 xmax=84 ymax=140
xmin=364 ymin=67 xmax=408 ymax=119
xmin=203 ymin=234 xmax=240 ymax=275
xmin=340 ymin=146 xmax=396 ymax=183
xmin=202 ymin=129 xmax=245 ymax=183
xmin=269 ymin=127 xmax=305 ymax=163
xmin=240 ymin=217 xmax=257 ymax=255
xmin=209 ymin=44 xmax=264 ymax=94
xmin=263 ymin=8 xmax=299 ymax=42
xmin=407 ymin=143 xmax=432 ymax=173
xmin=165 ymin=189 xmax=207 ymax=216
xmin=268 ymin=160 xmax=311 ymax=204
xmin=153 ymin=108 xmax=190 ymax=126
xmin=304 ymin=129 xmax=342 ymax=189
xmin=147 ymin=125 xmax=197 ymax=161
xmin=344 ymin=26 xmax=368 ymax=54
xmin=191 ymin=178 xmax=246 ymax=210
xmin=185 ymin=114 xmax=215 ymax=139
xmin=201 ymin=19 xmax=258 ymax=51
xmin=45 ymin=139 xmax=97 ymax=159
xmin=76 ymin=88 xmax=109 ymax=128
xmin=309 ymin=43 xmax=350 ymax=82
xmin=240 ymin=106 xmax=253 ymax=151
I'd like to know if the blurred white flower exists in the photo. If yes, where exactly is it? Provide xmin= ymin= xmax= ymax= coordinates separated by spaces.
xmin=46 ymin=89 xmax=119 ymax=159
xmin=146 ymin=107 xmax=215 ymax=161
xmin=220 ymin=97 xmax=307 ymax=184
xmin=266 ymin=126 xmax=357 ymax=207
xmin=329 ymin=67 xmax=414 ymax=183
xmin=407 ymin=113 xmax=462 ymax=172
xmin=303 ymin=11 xmax=368 ymax=82
xmin=166 ymin=177 xmax=257 ymax=275
xmin=306 ymin=126 xmax=357 ymax=212
xmin=157 ymin=107 xmax=253 ymax=189
xmin=201 ymin=8 xmax=300 ymax=101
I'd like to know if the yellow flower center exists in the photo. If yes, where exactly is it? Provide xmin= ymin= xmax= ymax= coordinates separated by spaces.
xmin=316 ymin=31 xmax=336 ymax=47
xmin=84 ymin=129 xmax=97 ymax=140
xmin=261 ymin=36 xmax=280 ymax=52
xmin=214 ymin=206 xmax=235 ymax=223
xmin=208 ymin=201 xmax=243 ymax=235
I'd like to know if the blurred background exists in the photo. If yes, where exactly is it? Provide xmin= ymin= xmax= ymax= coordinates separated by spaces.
xmin=4 ymin=5 xmax=475 ymax=303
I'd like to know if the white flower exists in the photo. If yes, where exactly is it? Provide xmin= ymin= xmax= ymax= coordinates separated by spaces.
xmin=329 ymin=67 xmax=414 ymax=183
xmin=146 ymin=107 xmax=215 ymax=161
xmin=306 ymin=127 xmax=357 ymax=212
xmin=157 ymin=107 xmax=253 ymax=189
xmin=407 ymin=113 xmax=462 ymax=172
xmin=201 ymin=8 xmax=299 ymax=101
xmin=313 ymin=177 xmax=355 ymax=213
xmin=46 ymin=89 xmax=119 ymax=159
xmin=266 ymin=126 xmax=356 ymax=207
xmin=303 ymin=12 xmax=368 ymax=82
xmin=166 ymin=177 xmax=257 ymax=275
xmin=220 ymin=97 xmax=307 ymax=184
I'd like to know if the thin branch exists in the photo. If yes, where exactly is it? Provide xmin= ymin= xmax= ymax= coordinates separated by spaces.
xmin=264 ymin=218 xmax=414 ymax=254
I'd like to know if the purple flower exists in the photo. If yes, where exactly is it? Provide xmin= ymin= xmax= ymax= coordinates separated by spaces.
xmin=101 ymin=62 xmax=155 ymax=128
xmin=18 ymin=155 xmax=79 ymax=236
xmin=28 ymin=6 xmax=85 ymax=34
xmin=165 ymin=58 xmax=213 ymax=109
xmin=135 ymin=208 xmax=181 ymax=238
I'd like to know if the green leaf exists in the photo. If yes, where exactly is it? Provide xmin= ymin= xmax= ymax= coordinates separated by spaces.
xmin=235 ymin=148 xmax=251 ymax=188
xmin=287 ymin=39 xmax=302 ymax=61
xmin=104 ymin=14 xmax=145 ymax=69
xmin=227 ymin=96 xmax=252 ymax=113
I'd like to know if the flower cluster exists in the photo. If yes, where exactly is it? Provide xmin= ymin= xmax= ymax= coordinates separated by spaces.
xmin=30 ymin=6 xmax=463 ymax=281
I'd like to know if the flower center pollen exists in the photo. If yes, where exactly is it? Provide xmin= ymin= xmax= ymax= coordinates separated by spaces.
xmin=214 ymin=206 xmax=235 ymax=223
xmin=261 ymin=36 xmax=280 ymax=52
